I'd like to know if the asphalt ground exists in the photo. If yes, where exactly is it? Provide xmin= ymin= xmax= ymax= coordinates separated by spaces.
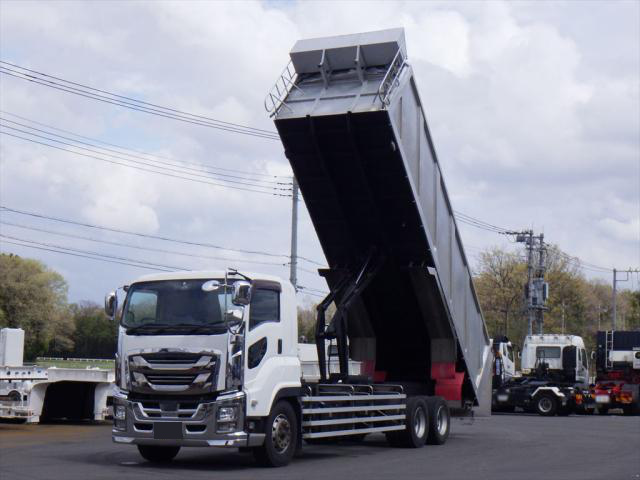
xmin=1 ymin=413 xmax=638 ymax=480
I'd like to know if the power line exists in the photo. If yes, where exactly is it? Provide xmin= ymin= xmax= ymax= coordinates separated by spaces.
xmin=0 ymin=122 xmax=292 ymax=191
xmin=0 ymin=62 xmax=281 ymax=140
xmin=0 ymin=205 xmax=289 ymax=258
xmin=0 ymin=60 xmax=277 ymax=136
xmin=0 ymin=221 xmax=288 ymax=267
xmin=0 ymin=130 xmax=293 ymax=197
xmin=0 ymin=114 xmax=291 ymax=186
xmin=0 ymin=234 xmax=184 ymax=271
xmin=0 ymin=110 xmax=291 ymax=181
xmin=0 ymin=205 xmax=324 ymax=267
xmin=0 ymin=239 xmax=175 ymax=272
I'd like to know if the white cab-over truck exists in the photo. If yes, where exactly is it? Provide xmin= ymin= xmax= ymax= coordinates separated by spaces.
xmin=493 ymin=334 xmax=593 ymax=415
xmin=108 ymin=28 xmax=492 ymax=467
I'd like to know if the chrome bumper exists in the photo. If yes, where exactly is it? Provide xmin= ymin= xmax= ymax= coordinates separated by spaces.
xmin=111 ymin=391 xmax=264 ymax=448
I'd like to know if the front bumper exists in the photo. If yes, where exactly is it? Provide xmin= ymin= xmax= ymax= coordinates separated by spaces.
xmin=111 ymin=391 xmax=264 ymax=448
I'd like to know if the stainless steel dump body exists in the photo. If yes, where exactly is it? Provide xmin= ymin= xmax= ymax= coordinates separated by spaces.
xmin=268 ymin=29 xmax=491 ymax=411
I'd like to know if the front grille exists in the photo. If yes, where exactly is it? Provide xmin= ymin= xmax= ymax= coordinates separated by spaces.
xmin=145 ymin=374 xmax=198 ymax=385
xmin=128 ymin=350 xmax=219 ymax=394
xmin=141 ymin=353 xmax=203 ymax=365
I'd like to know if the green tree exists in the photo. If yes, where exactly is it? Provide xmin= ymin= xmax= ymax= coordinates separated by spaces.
xmin=0 ymin=253 xmax=73 ymax=359
xmin=68 ymin=302 xmax=117 ymax=358
xmin=473 ymin=247 xmax=527 ymax=341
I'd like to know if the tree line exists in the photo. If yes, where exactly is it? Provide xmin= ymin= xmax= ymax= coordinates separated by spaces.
xmin=1 ymin=248 xmax=638 ymax=361
xmin=0 ymin=254 xmax=116 ymax=360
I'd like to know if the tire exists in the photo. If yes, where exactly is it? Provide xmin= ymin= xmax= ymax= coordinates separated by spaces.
xmin=426 ymin=396 xmax=450 ymax=445
xmin=137 ymin=445 xmax=180 ymax=463
xmin=534 ymin=393 xmax=558 ymax=416
xmin=253 ymin=400 xmax=298 ymax=467
xmin=387 ymin=397 xmax=429 ymax=448
xmin=597 ymin=406 xmax=609 ymax=415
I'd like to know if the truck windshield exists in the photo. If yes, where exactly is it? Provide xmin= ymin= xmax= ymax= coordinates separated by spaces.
xmin=121 ymin=279 xmax=242 ymax=332
xmin=536 ymin=346 xmax=561 ymax=359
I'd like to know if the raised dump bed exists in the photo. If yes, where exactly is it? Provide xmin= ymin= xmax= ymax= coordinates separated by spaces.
xmin=268 ymin=28 xmax=491 ymax=412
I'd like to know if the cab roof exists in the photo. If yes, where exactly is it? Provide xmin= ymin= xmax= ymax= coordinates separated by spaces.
xmin=129 ymin=270 xmax=287 ymax=286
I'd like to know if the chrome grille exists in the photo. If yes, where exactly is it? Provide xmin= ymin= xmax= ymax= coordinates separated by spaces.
xmin=127 ymin=350 xmax=220 ymax=394
xmin=145 ymin=374 xmax=198 ymax=385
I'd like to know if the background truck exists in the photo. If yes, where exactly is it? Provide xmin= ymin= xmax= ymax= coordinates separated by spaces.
xmin=108 ymin=28 xmax=492 ymax=468
xmin=493 ymin=334 xmax=594 ymax=415
xmin=593 ymin=330 xmax=640 ymax=415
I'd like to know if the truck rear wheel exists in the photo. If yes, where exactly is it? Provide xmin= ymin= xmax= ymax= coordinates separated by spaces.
xmin=426 ymin=397 xmax=450 ymax=445
xmin=386 ymin=397 xmax=429 ymax=448
xmin=253 ymin=401 xmax=298 ymax=467
xmin=137 ymin=445 xmax=180 ymax=463
xmin=534 ymin=393 xmax=558 ymax=416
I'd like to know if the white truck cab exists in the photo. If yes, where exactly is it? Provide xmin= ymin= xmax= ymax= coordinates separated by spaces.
xmin=109 ymin=270 xmax=302 ymax=461
xmin=520 ymin=334 xmax=589 ymax=385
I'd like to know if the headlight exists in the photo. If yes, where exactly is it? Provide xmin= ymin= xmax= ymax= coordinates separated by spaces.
xmin=217 ymin=406 xmax=237 ymax=423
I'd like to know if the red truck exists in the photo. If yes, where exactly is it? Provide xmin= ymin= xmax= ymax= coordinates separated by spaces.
xmin=593 ymin=330 xmax=640 ymax=415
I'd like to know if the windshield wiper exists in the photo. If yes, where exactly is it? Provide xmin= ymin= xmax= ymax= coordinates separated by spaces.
xmin=167 ymin=323 xmax=227 ymax=334
xmin=125 ymin=323 xmax=169 ymax=334
xmin=125 ymin=322 xmax=226 ymax=335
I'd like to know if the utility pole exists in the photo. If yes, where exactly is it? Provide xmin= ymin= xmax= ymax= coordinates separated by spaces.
xmin=515 ymin=230 xmax=548 ymax=335
xmin=289 ymin=177 xmax=299 ymax=290
xmin=523 ymin=230 xmax=535 ymax=336
xmin=612 ymin=268 xmax=617 ymax=330
xmin=536 ymin=234 xmax=546 ymax=334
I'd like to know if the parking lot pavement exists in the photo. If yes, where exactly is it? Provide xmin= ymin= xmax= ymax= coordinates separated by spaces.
xmin=1 ymin=414 xmax=638 ymax=480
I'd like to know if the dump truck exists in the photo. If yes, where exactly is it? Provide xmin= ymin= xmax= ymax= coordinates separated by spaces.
xmin=108 ymin=28 xmax=492 ymax=467
xmin=593 ymin=330 xmax=640 ymax=415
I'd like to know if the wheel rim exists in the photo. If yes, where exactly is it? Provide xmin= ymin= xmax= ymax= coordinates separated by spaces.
xmin=436 ymin=405 xmax=448 ymax=436
xmin=413 ymin=406 xmax=427 ymax=438
xmin=271 ymin=413 xmax=292 ymax=454
xmin=539 ymin=397 xmax=553 ymax=413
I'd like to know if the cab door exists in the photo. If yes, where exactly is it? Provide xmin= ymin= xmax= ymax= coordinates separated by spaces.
xmin=562 ymin=345 xmax=577 ymax=382
xmin=243 ymin=281 xmax=285 ymax=417
xmin=576 ymin=348 xmax=588 ymax=384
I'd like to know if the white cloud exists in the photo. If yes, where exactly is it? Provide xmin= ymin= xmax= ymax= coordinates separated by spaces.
xmin=0 ymin=0 xmax=638 ymax=302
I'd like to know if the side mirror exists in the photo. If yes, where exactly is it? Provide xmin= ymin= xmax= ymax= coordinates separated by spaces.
xmin=232 ymin=281 xmax=252 ymax=306
xmin=517 ymin=352 xmax=521 ymax=359
xmin=590 ymin=351 xmax=596 ymax=360
xmin=104 ymin=291 xmax=117 ymax=319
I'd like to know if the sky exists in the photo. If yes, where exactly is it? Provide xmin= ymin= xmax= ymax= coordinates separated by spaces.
xmin=0 ymin=0 xmax=639 ymax=304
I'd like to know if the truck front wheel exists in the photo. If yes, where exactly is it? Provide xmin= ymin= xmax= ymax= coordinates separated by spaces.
xmin=534 ymin=393 xmax=558 ymax=416
xmin=254 ymin=401 xmax=298 ymax=467
xmin=137 ymin=445 xmax=180 ymax=463
xmin=426 ymin=397 xmax=450 ymax=445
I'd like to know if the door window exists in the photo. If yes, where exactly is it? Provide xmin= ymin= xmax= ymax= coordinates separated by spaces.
xmin=249 ymin=289 xmax=280 ymax=330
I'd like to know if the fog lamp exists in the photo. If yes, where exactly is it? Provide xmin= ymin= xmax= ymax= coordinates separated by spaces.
xmin=115 ymin=405 xmax=126 ymax=420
